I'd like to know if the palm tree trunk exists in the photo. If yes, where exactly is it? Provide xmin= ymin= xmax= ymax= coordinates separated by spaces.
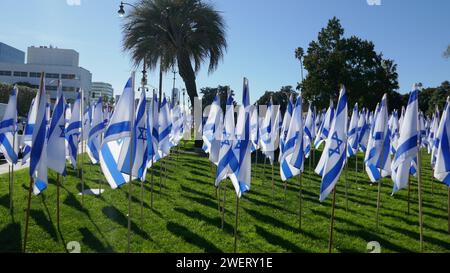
xmin=177 ymin=52 xmax=201 ymax=147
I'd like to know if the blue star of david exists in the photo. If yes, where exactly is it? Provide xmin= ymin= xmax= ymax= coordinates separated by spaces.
xmin=137 ymin=127 xmax=147 ymax=141
xmin=328 ymin=132 xmax=343 ymax=157
xmin=221 ymin=132 xmax=232 ymax=146
xmin=59 ymin=125 xmax=66 ymax=137
xmin=283 ymin=129 xmax=288 ymax=140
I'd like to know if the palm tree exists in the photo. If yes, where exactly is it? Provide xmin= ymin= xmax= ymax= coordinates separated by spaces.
xmin=122 ymin=0 xmax=227 ymax=108
xmin=295 ymin=47 xmax=305 ymax=82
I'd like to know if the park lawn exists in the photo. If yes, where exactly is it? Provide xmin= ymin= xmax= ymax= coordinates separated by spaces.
xmin=0 ymin=141 xmax=449 ymax=253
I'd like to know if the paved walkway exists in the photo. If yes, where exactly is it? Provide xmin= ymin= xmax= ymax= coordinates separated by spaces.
xmin=0 ymin=160 xmax=29 ymax=175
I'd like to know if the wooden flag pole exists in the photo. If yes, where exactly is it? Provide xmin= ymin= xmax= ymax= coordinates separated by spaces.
xmin=375 ymin=179 xmax=382 ymax=229
xmin=298 ymin=173 xmax=303 ymax=230
xmin=159 ymin=158 xmax=163 ymax=196
xmin=447 ymin=187 xmax=450 ymax=234
xmin=8 ymin=165 xmax=12 ymax=212
xmin=127 ymin=72 xmax=136 ymax=253
xmin=80 ymin=89 xmax=85 ymax=207
xmin=407 ymin=176 xmax=411 ymax=215
xmin=355 ymin=152 xmax=358 ymax=184
xmin=57 ymin=173 xmax=60 ymax=230
xmin=328 ymin=186 xmax=337 ymax=253
xmin=150 ymin=158 xmax=154 ymax=209
xmin=417 ymin=148 xmax=424 ymax=252
xmin=221 ymin=183 xmax=227 ymax=229
xmin=23 ymin=176 xmax=33 ymax=252
xmin=271 ymin=163 xmax=274 ymax=196
xmin=140 ymin=179 xmax=144 ymax=227
xmin=234 ymin=194 xmax=240 ymax=253
xmin=344 ymin=161 xmax=349 ymax=212
xmin=10 ymin=132 xmax=15 ymax=212
xmin=262 ymin=156 xmax=267 ymax=181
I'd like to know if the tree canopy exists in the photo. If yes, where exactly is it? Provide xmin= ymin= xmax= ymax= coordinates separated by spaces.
xmin=298 ymin=17 xmax=399 ymax=111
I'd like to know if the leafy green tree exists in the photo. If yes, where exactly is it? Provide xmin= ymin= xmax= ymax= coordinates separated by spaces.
xmin=427 ymin=81 xmax=450 ymax=116
xmin=122 ymin=0 xmax=227 ymax=109
xmin=297 ymin=17 xmax=399 ymax=111
xmin=0 ymin=83 xmax=37 ymax=117
xmin=200 ymin=85 xmax=235 ymax=113
xmin=444 ymin=45 xmax=450 ymax=58
xmin=255 ymin=86 xmax=298 ymax=115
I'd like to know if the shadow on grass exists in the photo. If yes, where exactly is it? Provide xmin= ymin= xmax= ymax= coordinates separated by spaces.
xmin=0 ymin=222 xmax=21 ymax=252
xmin=244 ymin=208 xmax=296 ymax=233
xmin=30 ymin=209 xmax=58 ymax=241
xmin=79 ymin=227 xmax=115 ymax=253
xmin=255 ymin=225 xmax=307 ymax=253
xmin=174 ymin=207 xmax=233 ymax=233
xmin=102 ymin=206 xmax=151 ymax=241
xmin=182 ymin=194 xmax=223 ymax=212
xmin=166 ymin=221 xmax=223 ymax=253
xmin=180 ymin=185 xmax=215 ymax=201
xmin=0 ymin=194 xmax=10 ymax=209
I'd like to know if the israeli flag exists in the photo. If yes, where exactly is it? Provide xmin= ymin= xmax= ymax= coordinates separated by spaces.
xmin=319 ymin=86 xmax=347 ymax=202
xmin=250 ymin=106 xmax=259 ymax=153
xmin=66 ymin=92 xmax=82 ymax=168
xmin=158 ymin=96 xmax=172 ymax=157
xmin=203 ymin=93 xmax=221 ymax=154
xmin=22 ymin=98 xmax=37 ymax=164
xmin=303 ymin=102 xmax=315 ymax=158
xmin=389 ymin=110 xmax=400 ymax=155
xmin=279 ymin=95 xmax=293 ymax=162
xmin=151 ymin=91 xmax=160 ymax=163
xmin=0 ymin=86 xmax=18 ymax=165
xmin=118 ymin=90 xmax=148 ymax=181
xmin=347 ymin=103 xmax=359 ymax=157
xmin=100 ymin=75 xmax=135 ymax=189
xmin=357 ymin=108 xmax=370 ymax=152
xmin=30 ymin=82 xmax=48 ymax=195
xmin=171 ymin=103 xmax=183 ymax=146
xmin=365 ymin=94 xmax=392 ymax=182
xmin=47 ymin=82 xmax=66 ymax=175
xmin=430 ymin=107 xmax=441 ymax=167
xmin=87 ymin=97 xmax=104 ymax=164
xmin=146 ymin=90 xmax=158 ymax=167
xmin=216 ymin=91 xmax=237 ymax=186
xmin=391 ymin=86 xmax=419 ymax=193
xmin=260 ymin=99 xmax=280 ymax=165
xmin=314 ymin=100 xmax=334 ymax=149
xmin=232 ymin=77 xmax=252 ymax=197
xmin=282 ymin=94 xmax=304 ymax=180
xmin=433 ymin=97 xmax=450 ymax=186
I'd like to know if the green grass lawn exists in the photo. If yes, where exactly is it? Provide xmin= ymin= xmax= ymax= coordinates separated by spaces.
xmin=0 ymin=141 xmax=449 ymax=253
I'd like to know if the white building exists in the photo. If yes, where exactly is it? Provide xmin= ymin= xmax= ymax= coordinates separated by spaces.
xmin=0 ymin=44 xmax=92 ymax=104
xmin=91 ymin=82 xmax=114 ymax=101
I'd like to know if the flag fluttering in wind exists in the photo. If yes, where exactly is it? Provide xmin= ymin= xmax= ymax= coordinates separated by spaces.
xmin=319 ymin=86 xmax=348 ymax=201
xmin=433 ymin=97 xmax=450 ymax=186
xmin=260 ymin=98 xmax=280 ymax=165
xmin=314 ymin=100 xmax=334 ymax=149
xmin=357 ymin=108 xmax=370 ymax=152
xmin=158 ymin=96 xmax=172 ymax=158
xmin=282 ymin=93 xmax=304 ymax=180
xmin=100 ymin=75 xmax=134 ymax=189
xmin=0 ymin=86 xmax=18 ymax=165
xmin=389 ymin=110 xmax=400 ymax=155
xmin=87 ymin=97 xmax=105 ymax=164
xmin=303 ymin=102 xmax=315 ymax=159
xmin=279 ymin=95 xmax=293 ymax=162
xmin=66 ymin=92 xmax=82 ymax=168
xmin=430 ymin=106 xmax=441 ymax=167
xmin=365 ymin=94 xmax=392 ymax=182
xmin=391 ymin=86 xmax=419 ymax=193
xmin=47 ymin=82 xmax=66 ymax=175
xmin=347 ymin=103 xmax=359 ymax=157
xmin=203 ymin=93 xmax=221 ymax=154
xmin=30 ymin=78 xmax=48 ymax=195
xmin=21 ymin=98 xmax=37 ymax=165
xmin=118 ymin=88 xmax=148 ymax=181
xmin=250 ymin=105 xmax=259 ymax=152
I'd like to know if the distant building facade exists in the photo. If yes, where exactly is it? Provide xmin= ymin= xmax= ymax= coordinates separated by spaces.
xmin=0 ymin=44 xmax=92 ymax=104
xmin=91 ymin=82 xmax=113 ymax=101
xmin=0 ymin=42 xmax=25 ymax=64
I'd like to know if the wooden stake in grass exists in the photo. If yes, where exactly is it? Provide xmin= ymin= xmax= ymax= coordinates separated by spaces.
xmin=221 ymin=183 xmax=227 ymax=229
xmin=234 ymin=194 xmax=240 ymax=253
xmin=56 ymin=173 xmax=60 ymax=230
xmin=375 ymin=179 xmax=382 ymax=229
xmin=140 ymin=179 xmax=144 ymax=227
xmin=407 ymin=176 xmax=411 ymax=215
xmin=127 ymin=72 xmax=136 ymax=253
xmin=23 ymin=176 xmax=33 ymax=253
xmin=262 ymin=156 xmax=267 ymax=181
xmin=80 ymin=88 xmax=85 ymax=207
xmin=417 ymin=147 xmax=424 ymax=252
xmin=271 ymin=163 xmax=274 ymax=196
xmin=344 ymin=161 xmax=348 ymax=212
xmin=328 ymin=186 xmax=337 ymax=253
xmin=10 ymin=132 xmax=15 ymax=213
xmin=298 ymin=173 xmax=303 ymax=230
xmin=150 ymin=158 xmax=154 ymax=209
xmin=355 ymin=152 xmax=358 ymax=184
xmin=448 ymin=187 xmax=450 ymax=234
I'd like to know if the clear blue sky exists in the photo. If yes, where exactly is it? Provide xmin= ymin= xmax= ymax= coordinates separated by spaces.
xmin=1 ymin=0 xmax=449 ymax=104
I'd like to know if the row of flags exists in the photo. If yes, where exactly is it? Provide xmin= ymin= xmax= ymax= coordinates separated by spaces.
xmin=1 ymin=77 xmax=450 ymax=202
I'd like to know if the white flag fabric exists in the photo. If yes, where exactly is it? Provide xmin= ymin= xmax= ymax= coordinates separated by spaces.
xmin=433 ymin=97 xmax=450 ymax=186
xmin=30 ymin=82 xmax=48 ymax=195
xmin=314 ymin=100 xmax=334 ymax=149
xmin=347 ymin=103 xmax=359 ymax=157
xmin=391 ymin=86 xmax=419 ymax=193
xmin=389 ymin=110 xmax=400 ymax=155
xmin=87 ymin=97 xmax=105 ymax=164
xmin=158 ymin=96 xmax=172 ymax=157
xmin=66 ymin=92 xmax=82 ymax=168
xmin=202 ymin=94 xmax=221 ymax=154
xmin=260 ymin=99 xmax=280 ymax=165
xmin=47 ymin=82 xmax=66 ymax=175
xmin=118 ymin=90 xmax=148 ymax=181
xmin=21 ymin=98 xmax=37 ymax=164
xmin=319 ymin=87 xmax=348 ymax=202
xmin=250 ymin=105 xmax=259 ymax=152
xmin=0 ymin=86 xmax=18 ymax=165
xmin=430 ymin=106 xmax=441 ymax=167
xmin=303 ymin=102 xmax=315 ymax=159
xmin=279 ymin=95 xmax=293 ymax=162
xmin=100 ymin=75 xmax=134 ymax=189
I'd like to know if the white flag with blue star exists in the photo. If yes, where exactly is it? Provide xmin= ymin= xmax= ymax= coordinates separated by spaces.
xmin=347 ymin=103 xmax=359 ymax=157
xmin=66 ymin=92 xmax=82 ymax=168
xmin=0 ymin=86 xmax=18 ymax=165
xmin=303 ymin=102 xmax=315 ymax=159
xmin=87 ymin=97 xmax=105 ymax=164
xmin=433 ymin=97 xmax=450 ymax=186
xmin=314 ymin=99 xmax=334 ymax=149
xmin=47 ymin=82 xmax=66 ymax=175
xmin=319 ymin=86 xmax=348 ymax=202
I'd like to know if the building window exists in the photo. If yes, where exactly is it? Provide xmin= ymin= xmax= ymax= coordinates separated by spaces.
xmin=46 ymin=85 xmax=57 ymax=91
xmin=0 ymin=70 xmax=12 ymax=76
xmin=46 ymin=73 xmax=59 ymax=79
xmin=13 ymin=71 xmax=28 ymax=77
xmin=29 ymin=72 xmax=41 ymax=78
xmin=62 ymin=86 xmax=75 ymax=92
xmin=61 ymin=74 xmax=76 ymax=80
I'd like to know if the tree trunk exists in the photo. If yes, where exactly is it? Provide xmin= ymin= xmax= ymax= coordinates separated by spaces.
xmin=177 ymin=51 xmax=202 ymax=147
